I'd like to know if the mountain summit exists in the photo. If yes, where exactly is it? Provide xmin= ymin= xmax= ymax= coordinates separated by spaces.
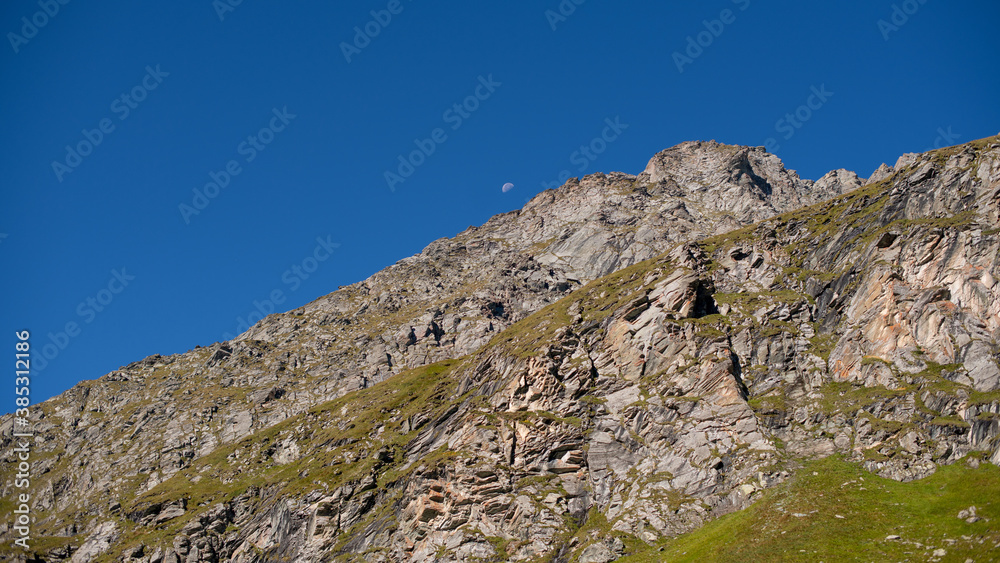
xmin=3 ymin=137 xmax=999 ymax=562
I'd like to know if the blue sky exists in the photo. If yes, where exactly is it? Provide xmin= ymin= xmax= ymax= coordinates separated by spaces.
xmin=2 ymin=1 xmax=999 ymax=409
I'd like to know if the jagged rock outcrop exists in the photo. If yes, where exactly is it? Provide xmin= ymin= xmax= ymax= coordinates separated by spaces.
xmin=2 ymin=136 xmax=999 ymax=562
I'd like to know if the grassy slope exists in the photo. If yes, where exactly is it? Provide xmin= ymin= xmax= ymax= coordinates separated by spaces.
xmin=620 ymin=456 xmax=1000 ymax=562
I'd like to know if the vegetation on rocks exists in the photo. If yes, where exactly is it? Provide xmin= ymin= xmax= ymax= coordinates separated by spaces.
xmin=3 ymin=135 xmax=1000 ymax=562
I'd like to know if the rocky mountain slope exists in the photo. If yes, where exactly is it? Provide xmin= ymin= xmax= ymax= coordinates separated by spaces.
xmin=0 ymin=141 xmax=856 ymax=539
xmin=3 ymin=136 xmax=1000 ymax=562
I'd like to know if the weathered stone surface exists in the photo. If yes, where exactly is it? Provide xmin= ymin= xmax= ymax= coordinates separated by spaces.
xmin=68 ymin=521 xmax=118 ymax=563
xmin=3 ymin=135 xmax=1000 ymax=562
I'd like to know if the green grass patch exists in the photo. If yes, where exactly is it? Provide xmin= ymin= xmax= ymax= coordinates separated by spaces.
xmin=815 ymin=381 xmax=909 ymax=416
xmin=807 ymin=332 xmax=839 ymax=362
xmin=620 ymin=455 xmax=1000 ymax=562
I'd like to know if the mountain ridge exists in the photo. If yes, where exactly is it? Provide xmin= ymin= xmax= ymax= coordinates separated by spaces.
xmin=3 ymin=136 xmax=999 ymax=562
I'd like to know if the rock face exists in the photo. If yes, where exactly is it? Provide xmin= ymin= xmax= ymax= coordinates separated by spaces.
xmin=2 ymin=136 xmax=1000 ymax=562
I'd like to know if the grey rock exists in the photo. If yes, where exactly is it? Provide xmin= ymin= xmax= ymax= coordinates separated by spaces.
xmin=579 ymin=542 xmax=616 ymax=563
xmin=69 ymin=521 xmax=118 ymax=563
xmin=3 ymin=134 xmax=1000 ymax=563
xmin=868 ymin=163 xmax=894 ymax=184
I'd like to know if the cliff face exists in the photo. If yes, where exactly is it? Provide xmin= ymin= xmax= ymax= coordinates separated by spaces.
xmin=3 ymin=137 xmax=999 ymax=562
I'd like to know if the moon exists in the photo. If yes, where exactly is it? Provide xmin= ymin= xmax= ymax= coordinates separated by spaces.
xmin=501 ymin=182 xmax=514 ymax=193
